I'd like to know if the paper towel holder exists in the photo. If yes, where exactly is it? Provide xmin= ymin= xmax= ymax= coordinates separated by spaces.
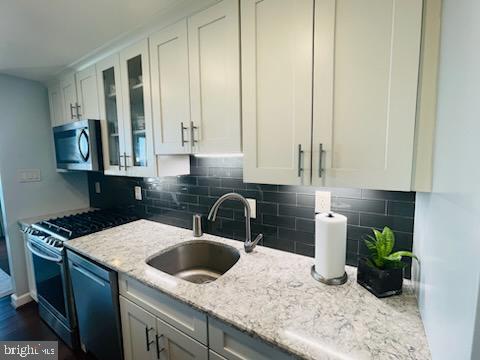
xmin=311 ymin=266 xmax=348 ymax=285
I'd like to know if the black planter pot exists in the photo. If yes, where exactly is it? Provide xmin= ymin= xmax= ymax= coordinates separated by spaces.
xmin=357 ymin=258 xmax=404 ymax=298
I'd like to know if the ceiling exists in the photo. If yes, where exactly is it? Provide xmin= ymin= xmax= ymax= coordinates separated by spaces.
xmin=0 ymin=0 xmax=178 ymax=82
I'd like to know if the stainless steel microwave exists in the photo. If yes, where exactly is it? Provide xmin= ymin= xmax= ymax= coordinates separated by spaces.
xmin=53 ymin=119 xmax=103 ymax=171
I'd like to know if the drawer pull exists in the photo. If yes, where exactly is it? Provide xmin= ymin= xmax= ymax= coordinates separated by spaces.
xmin=145 ymin=326 xmax=155 ymax=351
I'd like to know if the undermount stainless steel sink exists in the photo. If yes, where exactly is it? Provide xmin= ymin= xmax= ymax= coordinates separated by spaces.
xmin=147 ymin=241 xmax=240 ymax=284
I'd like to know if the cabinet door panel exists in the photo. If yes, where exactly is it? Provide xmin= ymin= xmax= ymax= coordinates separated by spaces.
xmin=97 ymin=55 xmax=127 ymax=176
xmin=60 ymin=72 xmax=77 ymax=122
xmin=120 ymin=296 xmax=157 ymax=360
xmin=120 ymin=39 xmax=156 ymax=177
xmin=242 ymin=0 xmax=313 ymax=185
xmin=48 ymin=83 xmax=64 ymax=127
xmin=150 ymin=20 xmax=191 ymax=155
xmin=76 ymin=65 xmax=100 ymax=120
xmin=208 ymin=317 xmax=293 ymax=360
xmin=312 ymin=0 xmax=422 ymax=190
xmin=157 ymin=318 xmax=208 ymax=360
xmin=188 ymin=0 xmax=241 ymax=154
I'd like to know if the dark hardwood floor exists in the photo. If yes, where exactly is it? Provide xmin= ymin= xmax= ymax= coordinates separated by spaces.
xmin=0 ymin=296 xmax=93 ymax=359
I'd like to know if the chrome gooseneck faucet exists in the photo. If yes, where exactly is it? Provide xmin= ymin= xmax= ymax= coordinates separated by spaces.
xmin=207 ymin=193 xmax=263 ymax=253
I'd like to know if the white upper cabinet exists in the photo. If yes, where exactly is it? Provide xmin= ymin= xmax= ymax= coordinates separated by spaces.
xmin=75 ymin=65 xmax=100 ymax=120
xmin=312 ymin=0 xmax=423 ymax=190
xmin=150 ymin=20 xmax=192 ymax=155
xmin=53 ymin=66 xmax=100 ymax=125
xmin=60 ymin=72 xmax=78 ymax=122
xmin=188 ymin=0 xmax=241 ymax=154
xmin=120 ymin=39 xmax=156 ymax=178
xmin=47 ymin=81 xmax=65 ymax=127
xmin=97 ymin=54 xmax=127 ymax=176
xmin=242 ymin=0 xmax=314 ymax=185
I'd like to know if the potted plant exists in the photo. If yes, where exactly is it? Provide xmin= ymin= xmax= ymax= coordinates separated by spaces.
xmin=357 ymin=227 xmax=417 ymax=298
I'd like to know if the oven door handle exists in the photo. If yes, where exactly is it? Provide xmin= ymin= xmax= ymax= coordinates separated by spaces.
xmin=27 ymin=240 xmax=62 ymax=263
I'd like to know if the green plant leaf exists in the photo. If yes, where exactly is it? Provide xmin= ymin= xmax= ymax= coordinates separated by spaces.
xmin=373 ymin=228 xmax=389 ymax=258
xmin=364 ymin=238 xmax=377 ymax=252
xmin=384 ymin=251 xmax=418 ymax=262
xmin=373 ymin=228 xmax=383 ymax=242
xmin=382 ymin=227 xmax=395 ymax=255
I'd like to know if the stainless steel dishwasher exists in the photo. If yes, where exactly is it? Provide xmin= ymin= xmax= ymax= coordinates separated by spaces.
xmin=67 ymin=250 xmax=123 ymax=360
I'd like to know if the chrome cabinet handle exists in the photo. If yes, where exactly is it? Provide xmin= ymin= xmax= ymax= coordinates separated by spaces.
xmin=318 ymin=143 xmax=325 ymax=178
xmin=75 ymin=102 xmax=82 ymax=118
xmin=123 ymin=152 xmax=130 ymax=169
xmin=145 ymin=327 xmax=155 ymax=351
xmin=119 ymin=154 xmax=123 ymax=171
xmin=190 ymin=121 xmax=198 ymax=146
xmin=155 ymin=334 xmax=165 ymax=359
xmin=297 ymin=144 xmax=304 ymax=177
xmin=70 ymin=104 xmax=76 ymax=119
xmin=180 ymin=122 xmax=189 ymax=147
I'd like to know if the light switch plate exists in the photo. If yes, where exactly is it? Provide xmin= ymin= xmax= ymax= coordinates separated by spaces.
xmin=134 ymin=186 xmax=142 ymax=201
xmin=94 ymin=182 xmax=101 ymax=194
xmin=315 ymin=191 xmax=331 ymax=213
xmin=246 ymin=198 xmax=256 ymax=219
xmin=17 ymin=169 xmax=41 ymax=183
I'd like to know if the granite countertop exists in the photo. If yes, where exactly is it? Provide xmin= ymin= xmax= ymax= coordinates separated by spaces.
xmin=65 ymin=219 xmax=430 ymax=360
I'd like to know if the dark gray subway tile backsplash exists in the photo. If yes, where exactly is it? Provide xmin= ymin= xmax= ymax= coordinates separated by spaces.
xmin=88 ymin=156 xmax=415 ymax=277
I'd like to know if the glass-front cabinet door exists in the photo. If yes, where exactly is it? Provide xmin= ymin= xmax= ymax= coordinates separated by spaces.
xmin=97 ymin=54 xmax=127 ymax=176
xmin=120 ymin=39 xmax=156 ymax=177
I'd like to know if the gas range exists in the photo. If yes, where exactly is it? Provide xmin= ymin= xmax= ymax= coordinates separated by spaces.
xmin=28 ymin=209 xmax=138 ymax=252
xmin=25 ymin=208 xmax=138 ymax=349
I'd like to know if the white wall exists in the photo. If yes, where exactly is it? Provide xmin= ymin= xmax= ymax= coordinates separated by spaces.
xmin=413 ymin=1 xmax=480 ymax=359
xmin=0 ymin=74 xmax=89 ymax=298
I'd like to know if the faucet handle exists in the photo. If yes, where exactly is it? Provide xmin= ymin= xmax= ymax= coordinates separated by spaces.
xmin=245 ymin=233 xmax=263 ymax=253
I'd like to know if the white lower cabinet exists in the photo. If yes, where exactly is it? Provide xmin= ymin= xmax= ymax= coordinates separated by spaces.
xmin=157 ymin=317 xmax=208 ymax=360
xmin=121 ymin=297 xmax=157 ymax=360
xmin=208 ymin=351 xmax=227 ymax=360
xmin=121 ymin=296 xmax=207 ymax=360
xmin=208 ymin=317 xmax=293 ymax=360
xmin=119 ymin=275 xmax=293 ymax=360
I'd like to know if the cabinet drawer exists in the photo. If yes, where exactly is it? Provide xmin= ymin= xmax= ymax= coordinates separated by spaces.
xmin=208 ymin=317 xmax=293 ymax=360
xmin=119 ymin=274 xmax=207 ymax=344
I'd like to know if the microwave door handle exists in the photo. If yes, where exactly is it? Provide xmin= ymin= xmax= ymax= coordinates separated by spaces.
xmin=27 ymin=240 xmax=62 ymax=263
xmin=77 ymin=129 xmax=90 ymax=161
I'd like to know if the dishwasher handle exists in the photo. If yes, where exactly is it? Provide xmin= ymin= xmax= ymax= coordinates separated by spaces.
xmin=67 ymin=250 xmax=112 ymax=283
xmin=71 ymin=263 xmax=106 ymax=287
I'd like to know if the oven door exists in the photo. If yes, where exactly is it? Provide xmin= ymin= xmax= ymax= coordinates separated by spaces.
xmin=27 ymin=238 xmax=75 ymax=327
xmin=53 ymin=119 xmax=101 ymax=171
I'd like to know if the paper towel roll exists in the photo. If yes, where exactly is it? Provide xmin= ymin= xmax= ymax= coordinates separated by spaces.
xmin=314 ymin=212 xmax=347 ymax=279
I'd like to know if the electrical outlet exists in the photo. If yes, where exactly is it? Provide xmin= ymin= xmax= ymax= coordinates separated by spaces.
xmin=246 ymin=198 xmax=256 ymax=219
xmin=315 ymin=191 xmax=331 ymax=213
xmin=94 ymin=182 xmax=101 ymax=194
xmin=134 ymin=186 xmax=143 ymax=201
xmin=17 ymin=169 xmax=41 ymax=183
